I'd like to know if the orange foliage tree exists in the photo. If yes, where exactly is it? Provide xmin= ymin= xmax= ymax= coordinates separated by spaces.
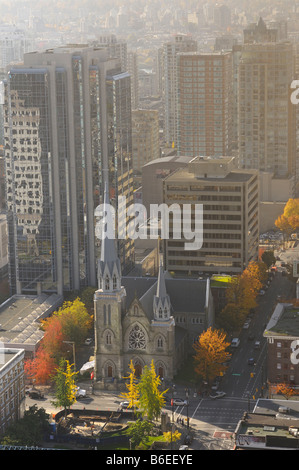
xmin=193 ymin=327 xmax=231 ymax=385
xmin=24 ymin=298 xmax=92 ymax=385
xmin=217 ymin=261 xmax=267 ymax=333
xmin=275 ymin=198 xmax=299 ymax=237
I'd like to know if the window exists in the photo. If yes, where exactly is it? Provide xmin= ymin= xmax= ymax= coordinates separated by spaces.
xmin=129 ymin=325 xmax=146 ymax=350
xmin=157 ymin=336 xmax=163 ymax=348
xmin=106 ymin=332 xmax=112 ymax=345
xmin=105 ymin=276 xmax=110 ymax=290
xmin=113 ymin=275 xmax=117 ymax=290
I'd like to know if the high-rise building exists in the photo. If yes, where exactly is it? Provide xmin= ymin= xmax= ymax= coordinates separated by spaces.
xmin=176 ymin=52 xmax=233 ymax=158
xmin=162 ymin=34 xmax=197 ymax=146
xmin=163 ymin=156 xmax=259 ymax=276
xmin=238 ymin=41 xmax=296 ymax=178
xmin=4 ymin=45 xmax=134 ymax=296
xmin=132 ymin=109 xmax=160 ymax=174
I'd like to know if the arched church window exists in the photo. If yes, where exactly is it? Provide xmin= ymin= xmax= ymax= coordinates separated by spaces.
xmin=108 ymin=304 xmax=111 ymax=325
xmin=113 ymin=274 xmax=117 ymax=290
xmin=105 ymin=275 xmax=110 ymax=291
xmin=134 ymin=305 xmax=138 ymax=315
xmin=128 ymin=325 xmax=146 ymax=350
xmin=159 ymin=307 xmax=163 ymax=319
xmin=157 ymin=336 xmax=163 ymax=348
xmin=164 ymin=307 xmax=168 ymax=318
xmin=106 ymin=332 xmax=112 ymax=345
xmin=103 ymin=304 xmax=106 ymax=325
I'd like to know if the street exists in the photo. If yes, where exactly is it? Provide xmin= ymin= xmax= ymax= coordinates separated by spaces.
xmin=25 ymin=246 xmax=297 ymax=450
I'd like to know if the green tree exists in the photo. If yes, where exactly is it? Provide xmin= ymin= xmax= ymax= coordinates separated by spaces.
xmin=129 ymin=419 xmax=154 ymax=449
xmin=137 ymin=361 xmax=167 ymax=420
xmin=0 ymin=405 xmax=50 ymax=447
xmin=261 ymin=250 xmax=276 ymax=269
xmin=51 ymin=359 xmax=78 ymax=416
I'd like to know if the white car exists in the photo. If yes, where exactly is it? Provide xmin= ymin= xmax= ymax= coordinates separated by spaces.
xmin=210 ymin=391 xmax=226 ymax=399
xmin=75 ymin=387 xmax=87 ymax=399
xmin=84 ymin=338 xmax=92 ymax=345
xmin=173 ymin=398 xmax=187 ymax=406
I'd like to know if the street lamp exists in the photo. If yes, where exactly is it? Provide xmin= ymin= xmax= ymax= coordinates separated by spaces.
xmin=185 ymin=388 xmax=190 ymax=429
xmin=63 ymin=341 xmax=76 ymax=372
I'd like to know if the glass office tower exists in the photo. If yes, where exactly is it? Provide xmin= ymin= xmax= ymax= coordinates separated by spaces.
xmin=4 ymin=45 xmax=134 ymax=295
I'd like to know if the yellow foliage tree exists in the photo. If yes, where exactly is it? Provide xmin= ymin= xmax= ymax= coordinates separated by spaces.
xmin=275 ymin=198 xmax=299 ymax=236
xmin=193 ymin=328 xmax=231 ymax=384
xmin=163 ymin=430 xmax=181 ymax=444
xmin=120 ymin=360 xmax=140 ymax=413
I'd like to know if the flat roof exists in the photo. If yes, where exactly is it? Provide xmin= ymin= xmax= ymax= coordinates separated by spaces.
xmin=0 ymin=294 xmax=62 ymax=349
xmin=164 ymin=167 xmax=255 ymax=184
xmin=264 ymin=304 xmax=299 ymax=338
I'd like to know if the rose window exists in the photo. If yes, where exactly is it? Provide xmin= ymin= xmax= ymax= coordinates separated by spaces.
xmin=128 ymin=325 xmax=146 ymax=350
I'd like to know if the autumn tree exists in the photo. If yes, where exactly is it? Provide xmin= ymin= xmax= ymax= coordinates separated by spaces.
xmin=193 ymin=328 xmax=231 ymax=385
xmin=42 ymin=298 xmax=92 ymax=346
xmin=275 ymin=383 xmax=298 ymax=400
xmin=275 ymin=198 xmax=299 ymax=238
xmin=137 ymin=361 xmax=168 ymax=421
xmin=217 ymin=261 xmax=267 ymax=333
xmin=24 ymin=348 xmax=57 ymax=385
xmin=120 ymin=360 xmax=140 ymax=416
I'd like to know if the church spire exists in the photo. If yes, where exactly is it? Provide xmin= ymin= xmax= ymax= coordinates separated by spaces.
xmin=97 ymin=182 xmax=121 ymax=292
xmin=153 ymin=260 xmax=171 ymax=321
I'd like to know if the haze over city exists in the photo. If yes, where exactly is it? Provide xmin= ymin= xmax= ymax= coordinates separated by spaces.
xmin=1 ymin=0 xmax=299 ymax=455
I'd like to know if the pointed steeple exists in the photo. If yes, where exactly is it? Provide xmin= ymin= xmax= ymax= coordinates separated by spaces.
xmin=153 ymin=260 xmax=171 ymax=321
xmin=97 ymin=182 xmax=121 ymax=292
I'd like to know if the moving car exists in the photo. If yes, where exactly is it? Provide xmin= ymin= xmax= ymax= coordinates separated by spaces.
xmin=209 ymin=391 xmax=226 ymax=399
xmin=254 ymin=341 xmax=261 ymax=349
xmin=84 ymin=338 xmax=92 ymax=345
xmin=173 ymin=398 xmax=187 ymax=406
xmin=247 ymin=357 xmax=255 ymax=365
xmin=231 ymin=338 xmax=240 ymax=348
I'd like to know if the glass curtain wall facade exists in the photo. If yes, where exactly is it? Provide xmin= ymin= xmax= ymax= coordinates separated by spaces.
xmin=4 ymin=70 xmax=56 ymax=294
xmin=106 ymin=72 xmax=134 ymax=274
xmin=4 ymin=46 xmax=134 ymax=295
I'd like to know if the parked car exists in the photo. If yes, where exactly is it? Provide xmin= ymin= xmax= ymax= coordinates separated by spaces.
xmin=254 ymin=341 xmax=261 ymax=349
xmin=120 ymin=401 xmax=130 ymax=409
xmin=210 ymin=391 xmax=226 ymax=399
xmin=84 ymin=338 xmax=92 ymax=345
xmin=75 ymin=387 xmax=87 ymax=399
xmin=28 ymin=390 xmax=44 ymax=399
xmin=243 ymin=322 xmax=250 ymax=329
xmin=247 ymin=358 xmax=255 ymax=365
xmin=173 ymin=398 xmax=187 ymax=406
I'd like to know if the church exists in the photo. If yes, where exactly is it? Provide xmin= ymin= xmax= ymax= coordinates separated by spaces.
xmin=93 ymin=189 xmax=214 ymax=389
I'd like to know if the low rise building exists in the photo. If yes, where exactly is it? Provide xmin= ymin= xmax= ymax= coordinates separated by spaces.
xmin=0 ymin=348 xmax=25 ymax=435
xmin=264 ymin=302 xmax=299 ymax=387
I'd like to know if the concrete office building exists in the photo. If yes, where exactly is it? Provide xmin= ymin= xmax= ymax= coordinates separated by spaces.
xmin=176 ymin=52 xmax=233 ymax=158
xmin=4 ymin=45 xmax=134 ymax=296
xmin=162 ymin=34 xmax=197 ymax=146
xmin=132 ymin=109 xmax=160 ymax=174
xmin=163 ymin=156 xmax=259 ymax=276
xmin=238 ymin=41 xmax=296 ymax=179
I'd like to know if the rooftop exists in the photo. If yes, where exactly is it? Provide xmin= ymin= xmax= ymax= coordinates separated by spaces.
xmin=264 ymin=303 xmax=299 ymax=338
xmin=0 ymin=294 xmax=63 ymax=350
xmin=210 ymin=274 xmax=233 ymax=288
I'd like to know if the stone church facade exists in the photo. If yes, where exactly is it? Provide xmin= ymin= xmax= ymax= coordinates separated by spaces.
xmin=93 ymin=190 xmax=214 ymax=389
